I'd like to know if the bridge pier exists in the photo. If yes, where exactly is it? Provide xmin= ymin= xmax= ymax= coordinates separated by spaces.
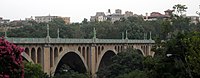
xmin=90 ymin=44 xmax=97 ymax=78
xmin=43 ymin=45 xmax=51 ymax=75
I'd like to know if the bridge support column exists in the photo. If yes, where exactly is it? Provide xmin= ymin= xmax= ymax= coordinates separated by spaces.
xmin=90 ymin=44 xmax=96 ymax=78
xmin=43 ymin=45 xmax=51 ymax=75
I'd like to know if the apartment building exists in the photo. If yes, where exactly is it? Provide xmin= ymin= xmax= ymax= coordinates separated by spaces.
xmin=35 ymin=15 xmax=70 ymax=24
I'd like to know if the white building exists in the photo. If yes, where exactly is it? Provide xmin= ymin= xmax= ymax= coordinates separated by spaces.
xmin=0 ymin=17 xmax=10 ymax=24
xmin=187 ymin=16 xmax=199 ymax=24
xmin=35 ymin=15 xmax=58 ymax=23
xmin=90 ymin=12 xmax=107 ymax=22
xmin=35 ymin=15 xmax=70 ymax=24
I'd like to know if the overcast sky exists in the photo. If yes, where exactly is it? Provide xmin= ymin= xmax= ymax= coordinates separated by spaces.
xmin=1 ymin=0 xmax=200 ymax=22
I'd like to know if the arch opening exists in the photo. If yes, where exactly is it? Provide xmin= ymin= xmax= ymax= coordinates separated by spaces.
xmin=98 ymin=46 xmax=101 ymax=55
xmin=54 ymin=47 xmax=59 ymax=65
xmin=97 ymin=50 xmax=116 ymax=74
xmin=25 ymin=48 xmax=29 ymax=56
xmin=82 ymin=47 xmax=85 ymax=58
xmin=31 ymin=48 xmax=36 ymax=63
xmin=78 ymin=47 xmax=81 ymax=53
xmin=50 ymin=47 xmax=53 ymax=67
xmin=101 ymin=46 xmax=104 ymax=51
xmin=86 ymin=47 xmax=90 ymax=66
xmin=37 ymin=47 xmax=42 ymax=64
xmin=136 ymin=49 xmax=144 ymax=56
xmin=54 ymin=52 xmax=87 ymax=76
xmin=59 ymin=47 xmax=63 ymax=53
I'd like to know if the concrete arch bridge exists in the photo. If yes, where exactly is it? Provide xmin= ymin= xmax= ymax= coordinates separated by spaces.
xmin=6 ymin=38 xmax=155 ymax=78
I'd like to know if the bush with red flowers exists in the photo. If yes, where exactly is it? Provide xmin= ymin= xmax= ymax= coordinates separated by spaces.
xmin=0 ymin=37 xmax=24 ymax=78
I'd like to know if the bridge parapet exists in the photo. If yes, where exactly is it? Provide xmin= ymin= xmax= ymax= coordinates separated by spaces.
xmin=6 ymin=38 xmax=155 ymax=44
xmin=6 ymin=38 xmax=46 ymax=43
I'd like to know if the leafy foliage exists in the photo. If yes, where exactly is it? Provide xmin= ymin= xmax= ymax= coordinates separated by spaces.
xmin=54 ymin=64 xmax=89 ymax=78
xmin=0 ymin=37 xmax=24 ymax=78
xmin=97 ymin=48 xmax=144 ymax=78
xmin=24 ymin=62 xmax=48 ymax=78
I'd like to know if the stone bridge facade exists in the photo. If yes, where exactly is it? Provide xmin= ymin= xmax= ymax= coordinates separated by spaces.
xmin=7 ymin=38 xmax=155 ymax=78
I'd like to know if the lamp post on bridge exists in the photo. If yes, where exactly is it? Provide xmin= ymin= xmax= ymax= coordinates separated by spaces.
xmin=122 ymin=32 xmax=124 ymax=40
xmin=47 ymin=24 xmax=50 ymax=38
xmin=46 ymin=24 xmax=51 ymax=43
xmin=57 ymin=28 xmax=60 ymax=38
xmin=143 ymin=33 xmax=147 ymax=40
xmin=93 ymin=28 xmax=96 ymax=39
xmin=0 ymin=26 xmax=8 ymax=38
xmin=150 ymin=31 xmax=152 ymax=40
xmin=125 ymin=30 xmax=128 ymax=39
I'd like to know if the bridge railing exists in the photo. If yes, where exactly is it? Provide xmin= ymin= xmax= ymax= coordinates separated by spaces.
xmin=96 ymin=39 xmax=124 ymax=43
xmin=6 ymin=38 xmax=46 ymax=43
xmin=50 ymin=38 xmax=92 ymax=43
xmin=5 ymin=38 xmax=155 ymax=44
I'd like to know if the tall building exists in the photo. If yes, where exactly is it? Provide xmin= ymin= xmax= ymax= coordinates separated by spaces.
xmin=25 ymin=16 xmax=34 ymax=21
xmin=61 ymin=17 xmax=70 ymax=24
xmin=107 ymin=13 xmax=123 ymax=23
xmin=144 ymin=9 xmax=173 ymax=21
xmin=35 ymin=15 xmax=58 ymax=23
xmin=107 ymin=9 xmax=124 ymax=22
xmin=0 ymin=17 xmax=10 ymax=24
xmin=164 ymin=9 xmax=174 ymax=16
xmin=90 ymin=9 xmax=136 ymax=23
xmin=124 ymin=11 xmax=133 ymax=18
xmin=115 ymin=9 xmax=122 ymax=15
xmin=90 ymin=12 xmax=107 ymax=22
xmin=35 ymin=15 xmax=70 ymax=24
xmin=187 ymin=16 xmax=199 ymax=24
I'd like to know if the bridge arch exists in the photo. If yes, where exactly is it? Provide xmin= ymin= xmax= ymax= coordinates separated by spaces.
xmin=52 ymin=50 xmax=88 ymax=76
xmin=21 ymin=52 xmax=34 ymax=63
xmin=96 ymin=49 xmax=117 ymax=72
xmin=139 ymin=46 xmax=145 ymax=56
xmin=135 ymin=49 xmax=144 ymax=56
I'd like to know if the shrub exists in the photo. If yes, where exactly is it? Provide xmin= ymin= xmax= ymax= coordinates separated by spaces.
xmin=0 ymin=37 xmax=24 ymax=78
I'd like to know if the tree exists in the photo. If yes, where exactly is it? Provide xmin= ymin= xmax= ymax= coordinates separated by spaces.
xmin=117 ymin=70 xmax=148 ymax=78
xmin=180 ymin=32 xmax=200 ymax=77
xmin=151 ymin=32 xmax=200 ymax=78
xmin=97 ymin=48 xmax=144 ymax=78
xmin=173 ymin=4 xmax=188 ymax=16
xmin=0 ymin=37 xmax=24 ymax=78
xmin=54 ymin=64 xmax=89 ymax=78
xmin=24 ymin=62 xmax=48 ymax=78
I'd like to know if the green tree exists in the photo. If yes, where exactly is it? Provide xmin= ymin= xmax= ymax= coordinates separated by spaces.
xmin=54 ymin=64 xmax=89 ymax=78
xmin=0 ymin=37 xmax=24 ymax=78
xmin=117 ymin=70 xmax=148 ymax=78
xmin=150 ymin=32 xmax=200 ymax=78
xmin=173 ymin=4 xmax=188 ymax=16
xmin=180 ymin=32 xmax=200 ymax=77
xmin=97 ymin=48 xmax=144 ymax=78
xmin=24 ymin=62 xmax=48 ymax=78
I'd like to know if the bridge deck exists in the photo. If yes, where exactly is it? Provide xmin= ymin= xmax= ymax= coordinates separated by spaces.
xmin=6 ymin=38 xmax=155 ymax=44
